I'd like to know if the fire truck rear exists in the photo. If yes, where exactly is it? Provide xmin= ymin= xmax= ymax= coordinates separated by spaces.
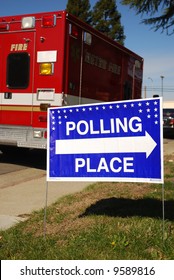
xmin=0 ymin=10 xmax=143 ymax=150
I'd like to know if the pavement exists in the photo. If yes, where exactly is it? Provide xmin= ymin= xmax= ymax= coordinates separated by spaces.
xmin=0 ymin=167 xmax=92 ymax=231
xmin=0 ymin=138 xmax=174 ymax=231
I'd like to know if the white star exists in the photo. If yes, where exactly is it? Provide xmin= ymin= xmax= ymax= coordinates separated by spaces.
xmin=138 ymin=103 xmax=142 ymax=107
xmin=89 ymin=107 xmax=92 ymax=111
xmin=147 ymin=108 xmax=150 ymax=112
xmin=102 ymin=106 xmax=106 ymax=110
xmin=82 ymin=108 xmax=86 ymax=111
xmin=147 ymin=114 xmax=151 ymax=118
xmin=154 ymin=108 xmax=158 ymax=112
xmin=123 ymin=104 xmax=127 ymax=108
xmin=131 ymin=103 xmax=134 ymax=107
xmin=139 ymin=109 xmax=143 ymax=113
xmin=146 ymin=102 xmax=150 ymax=106
xmin=95 ymin=107 xmax=99 ymax=110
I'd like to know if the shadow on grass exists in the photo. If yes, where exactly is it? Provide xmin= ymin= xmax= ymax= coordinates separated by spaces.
xmin=80 ymin=197 xmax=174 ymax=221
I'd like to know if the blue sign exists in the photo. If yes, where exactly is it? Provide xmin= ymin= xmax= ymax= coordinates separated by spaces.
xmin=47 ymin=98 xmax=163 ymax=183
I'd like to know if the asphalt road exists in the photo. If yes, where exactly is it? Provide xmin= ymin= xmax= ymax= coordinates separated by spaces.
xmin=0 ymin=148 xmax=46 ymax=175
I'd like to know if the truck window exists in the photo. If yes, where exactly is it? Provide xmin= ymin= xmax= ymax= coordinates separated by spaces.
xmin=6 ymin=53 xmax=30 ymax=88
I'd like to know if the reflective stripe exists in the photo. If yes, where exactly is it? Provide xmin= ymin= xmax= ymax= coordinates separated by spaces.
xmin=1 ymin=105 xmax=33 ymax=111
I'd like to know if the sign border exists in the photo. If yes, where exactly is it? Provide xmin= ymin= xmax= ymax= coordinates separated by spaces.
xmin=47 ymin=98 xmax=164 ymax=183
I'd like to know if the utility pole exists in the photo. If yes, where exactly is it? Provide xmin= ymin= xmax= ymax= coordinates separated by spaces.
xmin=148 ymin=77 xmax=154 ymax=96
xmin=160 ymin=75 xmax=164 ymax=98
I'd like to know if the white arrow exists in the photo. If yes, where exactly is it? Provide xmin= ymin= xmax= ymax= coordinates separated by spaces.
xmin=55 ymin=131 xmax=157 ymax=158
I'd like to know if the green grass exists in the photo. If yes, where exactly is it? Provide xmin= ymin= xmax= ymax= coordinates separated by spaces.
xmin=0 ymin=157 xmax=174 ymax=259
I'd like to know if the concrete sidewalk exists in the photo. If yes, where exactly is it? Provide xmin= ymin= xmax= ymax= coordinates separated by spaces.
xmin=0 ymin=168 xmax=92 ymax=230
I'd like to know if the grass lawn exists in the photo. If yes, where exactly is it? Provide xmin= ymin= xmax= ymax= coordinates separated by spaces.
xmin=0 ymin=155 xmax=174 ymax=260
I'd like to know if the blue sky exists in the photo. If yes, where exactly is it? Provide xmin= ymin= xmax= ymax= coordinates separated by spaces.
xmin=1 ymin=0 xmax=174 ymax=100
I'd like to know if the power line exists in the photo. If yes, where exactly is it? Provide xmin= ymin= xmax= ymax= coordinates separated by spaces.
xmin=144 ymin=86 xmax=174 ymax=93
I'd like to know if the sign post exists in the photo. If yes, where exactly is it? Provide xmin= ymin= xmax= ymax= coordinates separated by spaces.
xmin=47 ymin=98 xmax=163 ymax=183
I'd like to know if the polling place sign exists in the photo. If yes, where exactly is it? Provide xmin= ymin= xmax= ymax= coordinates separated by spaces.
xmin=47 ymin=98 xmax=163 ymax=183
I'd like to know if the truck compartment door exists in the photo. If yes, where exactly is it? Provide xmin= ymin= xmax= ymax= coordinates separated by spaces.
xmin=0 ymin=32 xmax=35 ymax=126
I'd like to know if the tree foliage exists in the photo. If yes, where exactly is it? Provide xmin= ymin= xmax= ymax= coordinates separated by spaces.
xmin=66 ymin=0 xmax=91 ymax=24
xmin=121 ymin=0 xmax=174 ymax=35
xmin=66 ymin=0 xmax=125 ymax=44
xmin=91 ymin=0 xmax=125 ymax=44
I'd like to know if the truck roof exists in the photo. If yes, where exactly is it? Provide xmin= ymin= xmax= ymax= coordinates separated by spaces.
xmin=0 ymin=9 xmax=143 ymax=62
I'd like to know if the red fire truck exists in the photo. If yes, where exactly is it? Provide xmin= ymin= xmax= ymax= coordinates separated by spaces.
xmin=0 ymin=10 xmax=143 ymax=150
